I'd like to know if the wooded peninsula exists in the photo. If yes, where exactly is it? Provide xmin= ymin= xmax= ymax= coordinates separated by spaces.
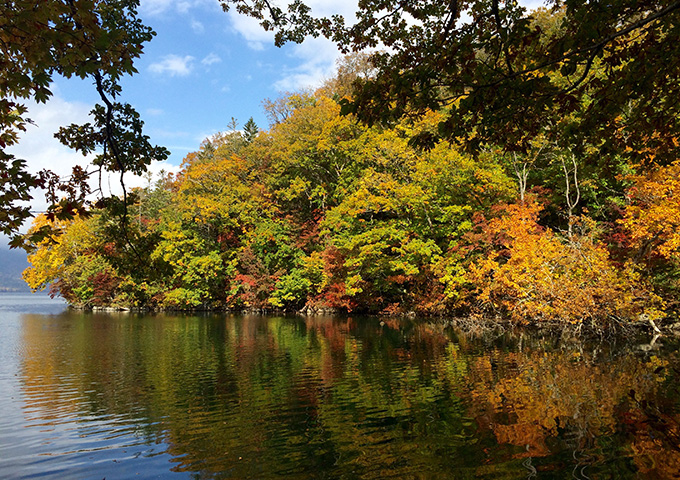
xmin=7 ymin=2 xmax=680 ymax=330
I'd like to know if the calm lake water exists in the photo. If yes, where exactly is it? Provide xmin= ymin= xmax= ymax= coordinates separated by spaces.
xmin=2 ymin=293 xmax=680 ymax=479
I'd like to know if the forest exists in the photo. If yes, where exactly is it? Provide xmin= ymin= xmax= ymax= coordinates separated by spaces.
xmin=13 ymin=2 xmax=680 ymax=329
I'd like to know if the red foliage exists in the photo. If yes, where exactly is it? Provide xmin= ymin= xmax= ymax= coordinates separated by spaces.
xmin=227 ymin=246 xmax=279 ymax=308
xmin=314 ymin=280 xmax=357 ymax=311
xmin=49 ymin=279 xmax=71 ymax=301
xmin=295 ymin=213 xmax=321 ymax=250
xmin=217 ymin=229 xmax=241 ymax=249
xmin=102 ymin=242 xmax=117 ymax=256
xmin=89 ymin=271 xmax=120 ymax=306
xmin=309 ymin=245 xmax=357 ymax=311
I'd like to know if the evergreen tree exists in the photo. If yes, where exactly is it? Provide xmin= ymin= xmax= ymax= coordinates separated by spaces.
xmin=243 ymin=117 xmax=259 ymax=144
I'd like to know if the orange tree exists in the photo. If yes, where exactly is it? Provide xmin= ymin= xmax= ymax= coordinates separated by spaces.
xmin=465 ymin=200 xmax=661 ymax=325
xmin=621 ymin=160 xmax=680 ymax=305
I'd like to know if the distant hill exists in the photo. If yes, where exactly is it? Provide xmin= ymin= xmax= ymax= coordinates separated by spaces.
xmin=0 ymin=247 xmax=31 ymax=292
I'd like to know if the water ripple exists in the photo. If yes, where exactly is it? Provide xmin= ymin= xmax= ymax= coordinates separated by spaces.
xmin=1 ymin=311 xmax=679 ymax=479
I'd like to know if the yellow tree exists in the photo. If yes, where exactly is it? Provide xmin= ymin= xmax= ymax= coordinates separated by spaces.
xmin=23 ymin=213 xmax=123 ymax=307
xmin=23 ymin=214 xmax=98 ymax=292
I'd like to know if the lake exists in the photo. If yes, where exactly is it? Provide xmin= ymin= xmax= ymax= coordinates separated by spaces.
xmin=1 ymin=293 xmax=679 ymax=479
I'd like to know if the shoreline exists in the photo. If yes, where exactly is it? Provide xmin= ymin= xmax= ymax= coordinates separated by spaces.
xmin=63 ymin=303 xmax=679 ymax=337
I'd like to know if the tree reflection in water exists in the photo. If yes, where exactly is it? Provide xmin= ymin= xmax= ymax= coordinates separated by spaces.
xmin=17 ymin=312 xmax=680 ymax=478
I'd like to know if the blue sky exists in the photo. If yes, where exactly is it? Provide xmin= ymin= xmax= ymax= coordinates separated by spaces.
xmin=8 ymin=0 xmax=357 ymax=205
xmin=5 ymin=0 xmax=545 ymax=228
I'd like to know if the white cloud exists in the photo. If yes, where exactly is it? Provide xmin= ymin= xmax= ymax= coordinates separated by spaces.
xmin=195 ymin=130 xmax=220 ymax=144
xmin=273 ymin=37 xmax=342 ymax=91
xmin=125 ymin=161 xmax=181 ymax=192
xmin=140 ymin=0 xmax=178 ymax=16
xmin=139 ymin=0 xmax=216 ymax=16
xmin=82 ymin=159 xmax=180 ymax=200
xmin=304 ymin=0 xmax=358 ymax=19
xmin=8 ymin=96 xmax=93 ymax=178
xmin=149 ymin=55 xmax=195 ymax=77
xmin=224 ymin=1 xmax=354 ymax=90
xmin=225 ymin=0 xmax=358 ymax=51
xmin=191 ymin=19 xmax=205 ymax=34
xmin=6 ymin=95 xmax=179 ymax=227
xmin=176 ymin=1 xmax=193 ymax=14
xmin=201 ymin=53 xmax=222 ymax=66
xmin=522 ymin=0 xmax=548 ymax=10
xmin=225 ymin=10 xmax=274 ymax=50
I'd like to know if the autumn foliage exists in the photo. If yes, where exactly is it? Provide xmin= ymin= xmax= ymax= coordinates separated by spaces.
xmin=623 ymin=160 xmax=680 ymax=263
xmin=20 ymin=51 xmax=680 ymax=327
xmin=465 ymin=201 xmax=661 ymax=325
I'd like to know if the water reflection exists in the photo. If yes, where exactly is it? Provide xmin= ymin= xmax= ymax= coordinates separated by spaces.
xmin=11 ymin=313 xmax=680 ymax=478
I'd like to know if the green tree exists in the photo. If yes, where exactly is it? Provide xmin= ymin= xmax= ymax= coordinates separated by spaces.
xmin=243 ymin=117 xmax=259 ymax=144
xmin=321 ymin=142 xmax=514 ymax=314
xmin=253 ymin=93 xmax=369 ymax=220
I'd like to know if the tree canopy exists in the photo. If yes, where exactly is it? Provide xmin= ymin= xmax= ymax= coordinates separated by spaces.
xmin=20 ymin=79 xmax=674 ymax=327
xmin=10 ymin=1 xmax=680 ymax=327
xmin=220 ymin=0 xmax=680 ymax=160
xmin=1 ymin=0 xmax=167 ymax=243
